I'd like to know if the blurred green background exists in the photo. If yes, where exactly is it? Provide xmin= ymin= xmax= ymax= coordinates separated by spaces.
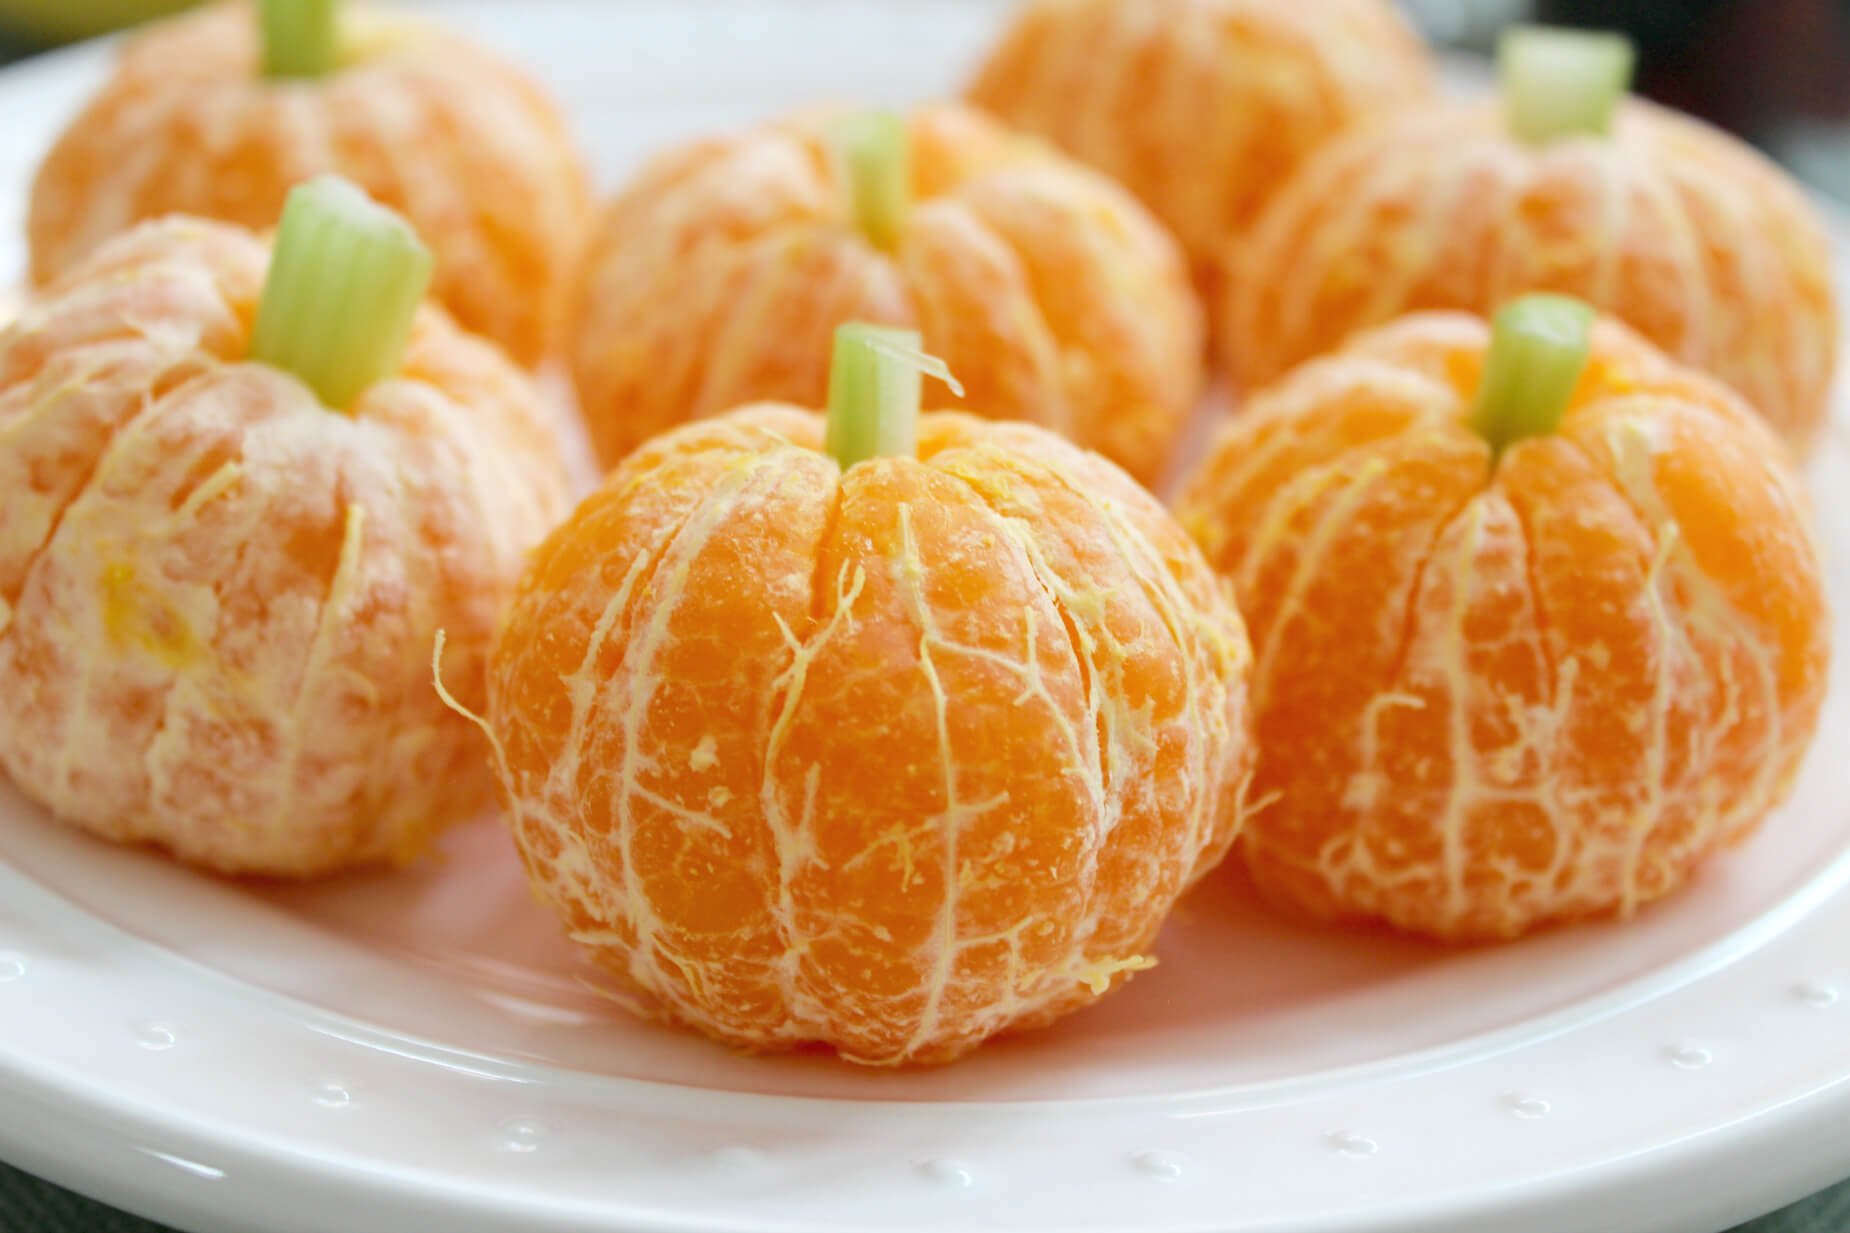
xmin=0 ymin=0 xmax=198 ymax=43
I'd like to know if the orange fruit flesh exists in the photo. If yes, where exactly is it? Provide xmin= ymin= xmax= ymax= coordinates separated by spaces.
xmin=568 ymin=104 xmax=1203 ymax=484
xmin=28 ymin=1 xmax=589 ymax=365
xmin=490 ymin=409 xmax=1253 ymax=1063
xmin=967 ymin=0 xmax=1434 ymax=292
xmin=1229 ymin=103 xmax=1839 ymax=448
xmin=1178 ymin=314 xmax=1830 ymax=941
xmin=0 ymin=218 xmax=568 ymax=875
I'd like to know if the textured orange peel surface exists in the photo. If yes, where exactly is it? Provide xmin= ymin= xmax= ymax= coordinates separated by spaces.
xmin=0 ymin=217 xmax=570 ymax=876
xmin=1176 ymin=311 xmax=1831 ymax=942
xmin=487 ymin=408 xmax=1255 ymax=1064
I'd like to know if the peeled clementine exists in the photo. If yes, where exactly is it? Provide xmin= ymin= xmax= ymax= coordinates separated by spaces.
xmin=1176 ymin=302 xmax=1830 ymax=942
xmin=27 ymin=0 xmax=589 ymax=366
xmin=967 ymin=0 xmax=1433 ymax=296
xmin=0 ymin=210 xmax=569 ymax=876
xmin=1229 ymin=33 xmax=1838 ymax=448
xmin=487 ymin=326 xmax=1253 ymax=1063
xmin=567 ymin=103 xmax=1202 ymax=484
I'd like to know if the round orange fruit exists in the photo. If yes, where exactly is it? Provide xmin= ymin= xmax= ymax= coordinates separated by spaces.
xmin=488 ymin=325 xmax=1254 ymax=1064
xmin=1228 ymin=28 xmax=1838 ymax=448
xmin=567 ymin=103 xmax=1202 ymax=485
xmin=0 ymin=182 xmax=570 ymax=876
xmin=27 ymin=0 xmax=589 ymax=366
xmin=967 ymin=0 xmax=1433 ymax=296
xmin=1175 ymin=297 xmax=1830 ymax=942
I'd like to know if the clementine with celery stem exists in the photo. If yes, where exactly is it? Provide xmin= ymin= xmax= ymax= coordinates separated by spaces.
xmin=486 ymin=324 xmax=1254 ymax=1064
xmin=966 ymin=0 xmax=1433 ymax=297
xmin=1175 ymin=297 xmax=1830 ymax=943
xmin=1228 ymin=27 xmax=1838 ymax=448
xmin=27 ymin=0 xmax=588 ymax=366
xmin=0 ymin=177 xmax=569 ymax=876
xmin=567 ymin=104 xmax=1202 ymax=484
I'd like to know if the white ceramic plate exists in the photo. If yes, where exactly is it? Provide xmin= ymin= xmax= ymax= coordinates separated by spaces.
xmin=4 ymin=5 xmax=1850 ymax=1233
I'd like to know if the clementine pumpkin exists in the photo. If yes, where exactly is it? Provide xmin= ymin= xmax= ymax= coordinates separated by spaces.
xmin=1176 ymin=297 xmax=1830 ymax=942
xmin=1228 ymin=27 xmax=1839 ymax=448
xmin=485 ymin=324 xmax=1254 ymax=1063
xmin=27 ymin=0 xmax=589 ymax=366
xmin=967 ymin=0 xmax=1433 ymax=297
xmin=567 ymin=103 xmax=1202 ymax=485
xmin=0 ymin=178 xmax=569 ymax=876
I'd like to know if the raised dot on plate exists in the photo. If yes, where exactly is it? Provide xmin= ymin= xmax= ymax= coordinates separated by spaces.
xmin=919 ymin=1158 xmax=976 ymax=1188
xmin=502 ymin=1122 xmax=545 ymax=1153
xmin=708 ymin=1146 xmax=764 ymax=1172
xmin=1326 ymin=1132 xmax=1378 ymax=1159
xmin=1503 ymin=1093 xmax=1552 ymax=1119
xmin=1131 ymin=1150 xmax=1185 ymax=1181
xmin=135 ymin=1023 xmax=176 ymax=1052
xmin=1793 ymin=980 xmax=1841 ymax=1008
xmin=1665 ymin=1045 xmax=1713 ymax=1070
xmin=315 ymin=1082 xmax=352 ymax=1109
xmin=0 ymin=954 xmax=23 ymax=983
